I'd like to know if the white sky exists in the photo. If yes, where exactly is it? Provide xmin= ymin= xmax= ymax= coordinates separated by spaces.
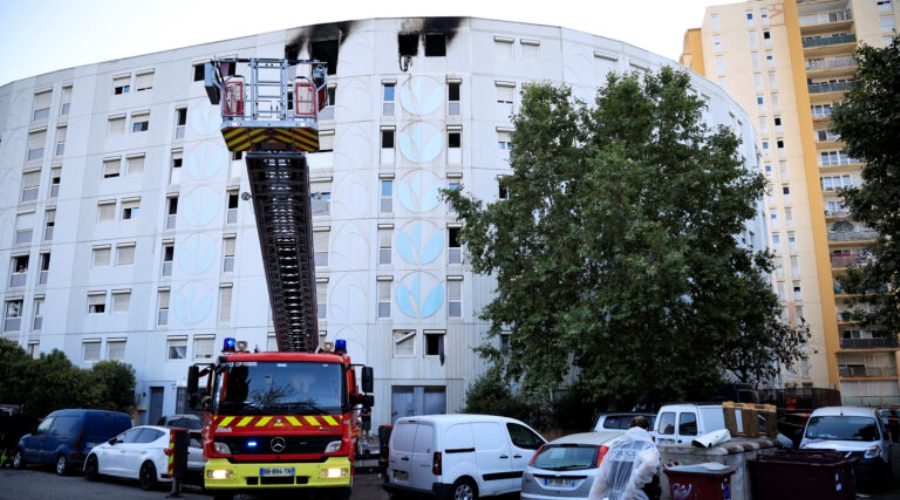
xmin=0 ymin=0 xmax=724 ymax=86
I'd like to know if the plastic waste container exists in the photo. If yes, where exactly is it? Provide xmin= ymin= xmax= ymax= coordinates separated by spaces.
xmin=664 ymin=463 xmax=736 ymax=500
xmin=748 ymin=449 xmax=855 ymax=500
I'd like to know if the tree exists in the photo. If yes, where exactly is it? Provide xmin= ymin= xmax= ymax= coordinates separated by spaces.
xmin=87 ymin=361 xmax=137 ymax=412
xmin=0 ymin=339 xmax=32 ymax=405
xmin=832 ymin=36 xmax=900 ymax=338
xmin=445 ymin=68 xmax=808 ymax=409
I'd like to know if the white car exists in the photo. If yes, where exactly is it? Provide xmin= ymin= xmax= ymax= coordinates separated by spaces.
xmin=82 ymin=425 xmax=203 ymax=490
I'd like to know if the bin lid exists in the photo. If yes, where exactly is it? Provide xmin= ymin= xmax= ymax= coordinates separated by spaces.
xmin=665 ymin=462 xmax=736 ymax=476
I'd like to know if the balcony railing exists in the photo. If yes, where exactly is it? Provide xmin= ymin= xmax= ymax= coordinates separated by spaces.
xmin=809 ymin=81 xmax=852 ymax=94
xmin=799 ymin=10 xmax=853 ymax=27
xmin=803 ymin=33 xmax=857 ymax=48
xmin=9 ymin=273 xmax=27 ymax=287
xmin=825 ymin=208 xmax=850 ymax=217
xmin=806 ymin=56 xmax=856 ymax=71
xmin=831 ymin=253 xmax=875 ymax=268
xmin=3 ymin=318 xmax=21 ymax=332
xmin=828 ymin=229 xmax=878 ymax=242
xmin=166 ymin=214 xmax=176 ymax=230
xmin=841 ymin=338 xmax=899 ymax=349
xmin=839 ymin=365 xmax=897 ymax=377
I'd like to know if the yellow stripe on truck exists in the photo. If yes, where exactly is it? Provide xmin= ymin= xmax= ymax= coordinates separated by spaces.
xmin=218 ymin=416 xmax=235 ymax=427
xmin=323 ymin=416 xmax=339 ymax=426
xmin=255 ymin=417 xmax=272 ymax=427
xmin=304 ymin=416 xmax=320 ymax=426
xmin=236 ymin=416 xmax=254 ymax=427
xmin=286 ymin=416 xmax=302 ymax=427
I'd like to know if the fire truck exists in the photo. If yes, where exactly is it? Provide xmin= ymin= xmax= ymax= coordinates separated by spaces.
xmin=186 ymin=58 xmax=374 ymax=500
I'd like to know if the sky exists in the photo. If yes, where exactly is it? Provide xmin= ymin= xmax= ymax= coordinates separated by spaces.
xmin=0 ymin=0 xmax=725 ymax=86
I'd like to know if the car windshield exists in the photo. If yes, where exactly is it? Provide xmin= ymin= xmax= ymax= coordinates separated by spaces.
xmin=213 ymin=361 xmax=345 ymax=415
xmin=166 ymin=418 xmax=201 ymax=430
xmin=805 ymin=416 xmax=879 ymax=441
xmin=532 ymin=444 xmax=599 ymax=471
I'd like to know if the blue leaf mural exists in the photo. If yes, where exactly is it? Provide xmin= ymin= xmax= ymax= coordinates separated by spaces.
xmin=398 ymin=123 xmax=443 ymax=163
xmin=420 ymin=282 xmax=444 ymax=318
xmin=398 ymin=171 xmax=440 ymax=213
xmin=396 ymin=222 xmax=444 ymax=265
xmin=399 ymin=77 xmax=443 ymax=116
xmin=396 ymin=273 xmax=445 ymax=319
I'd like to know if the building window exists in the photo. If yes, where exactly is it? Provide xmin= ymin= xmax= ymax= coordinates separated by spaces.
xmin=378 ymin=228 xmax=392 ymax=265
xmin=131 ymin=113 xmax=150 ymax=133
xmin=791 ymin=255 xmax=800 ymax=275
xmin=715 ymin=55 xmax=726 ymax=73
xmin=496 ymin=82 xmax=515 ymax=105
xmin=170 ymin=149 xmax=183 ymax=184
xmin=88 ymin=292 xmax=106 ymax=314
xmin=14 ymin=212 xmax=34 ymax=245
xmin=380 ymin=180 xmax=393 ymax=213
xmin=765 ymin=51 xmax=775 ymax=68
xmin=108 ymin=115 xmax=126 ymax=136
xmin=773 ymin=233 xmax=781 ymax=247
xmin=711 ymin=14 xmax=720 ymax=31
xmin=82 ymin=341 xmax=101 ymax=365
xmin=880 ymin=14 xmax=896 ymax=32
xmin=21 ymin=170 xmax=40 ymax=202
xmin=448 ymin=227 xmax=462 ymax=264
xmin=383 ymin=83 xmax=395 ymax=116
xmin=223 ymin=236 xmax=236 ymax=273
xmin=103 ymin=158 xmax=121 ymax=178
xmin=111 ymin=290 xmax=131 ymax=313
xmin=175 ymin=107 xmax=187 ymax=139
xmin=749 ymin=31 xmax=758 ymax=48
xmin=193 ymin=63 xmax=206 ymax=82
xmin=317 ymin=283 xmax=328 ymax=319
xmin=788 ymin=232 xmax=797 ymax=251
xmin=393 ymin=330 xmax=416 ymax=357
xmin=107 ymin=340 xmax=126 ymax=361
xmin=9 ymin=255 xmax=28 ymax=287
xmin=38 ymin=252 xmax=50 ymax=285
xmin=448 ymin=81 xmax=461 ymax=115
xmin=226 ymin=190 xmax=239 ymax=223
xmin=27 ymin=129 xmax=46 ymax=161
xmin=311 ymin=185 xmax=332 ymax=216
xmin=793 ymin=281 xmax=802 ymax=301
xmin=381 ymin=128 xmax=395 ymax=148
xmin=32 ymin=297 xmax=44 ymax=331
xmin=116 ymin=243 xmax=135 ymax=266
xmin=314 ymin=230 xmax=329 ymax=267
xmin=157 ymin=289 xmax=170 ymax=326
xmin=494 ymin=36 xmax=514 ymax=60
xmin=498 ymin=130 xmax=513 ymax=151
xmin=3 ymin=300 xmax=23 ymax=332
xmin=218 ymin=284 xmax=232 ymax=323
xmin=162 ymin=242 xmax=174 ymax=277
xmin=447 ymin=279 xmax=462 ymax=318
xmin=126 ymin=155 xmax=144 ymax=176
xmin=33 ymin=90 xmax=52 ymax=121
xmin=713 ymin=35 xmax=723 ymax=51
xmin=425 ymin=33 xmax=446 ymax=57
xmin=425 ymin=330 xmax=445 ymax=357
xmin=97 ymin=201 xmax=116 ymax=222
xmin=113 ymin=75 xmax=130 ymax=95
xmin=498 ymin=176 xmax=509 ymax=200
xmin=60 ymin=85 xmax=72 ymax=116
xmin=49 ymin=166 xmax=60 ymax=198
xmin=121 ymin=199 xmax=140 ymax=220
xmin=135 ymin=71 xmax=154 ymax=92
xmin=448 ymin=128 xmax=461 ymax=164
xmin=377 ymin=279 xmax=391 ymax=318
xmin=782 ymin=184 xmax=791 ymax=202
xmin=746 ymin=11 xmax=754 ymax=24
xmin=166 ymin=196 xmax=178 ymax=230
xmin=167 ymin=338 xmax=187 ymax=360
xmin=194 ymin=336 xmax=215 ymax=360
xmin=55 ymin=126 xmax=66 ymax=157
xmin=92 ymin=246 xmax=111 ymax=267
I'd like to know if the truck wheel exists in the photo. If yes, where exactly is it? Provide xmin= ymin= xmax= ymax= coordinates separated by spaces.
xmin=139 ymin=461 xmax=158 ymax=490
xmin=84 ymin=455 xmax=100 ymax=481
xmin=12 ymin=449 xmax=25 ymax=469
xmin=55 ymin=455 xmax=68 ymax=476
xmin=450 ymin=478 xmax=478 ymax=500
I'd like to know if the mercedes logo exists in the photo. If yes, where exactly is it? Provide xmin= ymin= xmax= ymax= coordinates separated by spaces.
xmin=270 ymin=436 xmax=286 ymax=453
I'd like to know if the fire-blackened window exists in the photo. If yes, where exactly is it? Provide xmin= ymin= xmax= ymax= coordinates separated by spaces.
xmin=311 ymin=40 xmax=339 ymax=75
xmin=425 ymin=34 xmax=446 ymax=57
xmin=398 ymin=34 xmax=418 ymax=56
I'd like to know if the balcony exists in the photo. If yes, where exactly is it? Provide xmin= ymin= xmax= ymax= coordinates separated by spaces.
xmin=828 ymin=229 xmax=878 ymax=242
xmin=840 ymin=338 xmax=899 ymax=350
xmin=809 ymin=81 xmax=852 ymax=94
xmin=3 ymin=318 xmax=21 ymax=332
xmin=800 ymin=9 xmax=853 ymax=26
xmin=803 ymin=33 xmax=856 ymax=50
xmin=806 ymin=56 xmax=856 ymax=72
xmin=839 ymin=365 xmax=897 ymax=377
xmin=9 ymin=272 xmax=27 ymax=287
xmin=830 ymin=252 xmax=875 ymax=268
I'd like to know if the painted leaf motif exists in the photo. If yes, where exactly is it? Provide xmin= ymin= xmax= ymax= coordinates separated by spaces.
xmin=399 ymin=79 xmax=442 ymax=116
xmin=420 ymin=282 xmax=444 ymax=319
xmin=420 ymin=184 xmax=440 ymax=213
xmin=396 ymin=229 xmax=416 ymax=264
xmin=177 ymin=236 xmax=216 ymax=275
xmin=174 ymin=284 xmax=213 ymax=325
xmin=185 ymin=188 xmax=219 ymax=227
xmin=418 ymin=130 xmax=443 ymax=163
xmin=421 ymin=232 xmax=444 ymax=265
xmin=396 ymin=281 xmax=417 ymax=318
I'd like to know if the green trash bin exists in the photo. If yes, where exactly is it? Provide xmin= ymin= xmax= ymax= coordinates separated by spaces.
xmin=748 ymin=449 xmax=855 ymax=500
xmin=665 ymin=463 xmax=736 ymax=500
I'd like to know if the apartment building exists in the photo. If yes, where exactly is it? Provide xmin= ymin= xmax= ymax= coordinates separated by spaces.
xmin=1 ymin=17 xmax=764 ymax=426
xmin=682 ymin=0 xmax=900 ymax=405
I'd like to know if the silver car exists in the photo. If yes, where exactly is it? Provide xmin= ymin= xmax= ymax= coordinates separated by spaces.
xmin=521 ymin=431 xmax=620 ymax=499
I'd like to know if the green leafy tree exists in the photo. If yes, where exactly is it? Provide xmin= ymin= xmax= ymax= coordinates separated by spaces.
xmin=462 ymin=368 xmax=532 ymax=423
xmin=21 ymin=350 xmax=91 ymax=417
xmin=832 ymin=36 xmax=900 ymax=338
xmin=445 ymin=68 xmax=808 ymax=408
xmin=0 ymin=339 xmax=32 ymax=405
xmin=87 ymin=361 xmax=137 ymax=412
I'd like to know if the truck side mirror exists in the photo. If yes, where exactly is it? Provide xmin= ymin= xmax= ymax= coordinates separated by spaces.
xmin=361 ymin=366 xmax=374 ymax=394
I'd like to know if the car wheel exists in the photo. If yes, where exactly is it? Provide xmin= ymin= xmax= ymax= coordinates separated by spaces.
xmin=84 ymin=455 xmax=100 ymax=481
xmin=55 ymin=455 xmax=68 ymax=476
xmin=12 ymin=449 xmax=25 ymax=469
xmin=450 ymin=478 xmax=478 ymax=500
xmin=139 ymin=461 xmax=158 ymax=490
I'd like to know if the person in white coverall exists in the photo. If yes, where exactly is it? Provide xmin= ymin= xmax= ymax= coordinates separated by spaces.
xmin=588 ymin=416 xmax=660 ymax=500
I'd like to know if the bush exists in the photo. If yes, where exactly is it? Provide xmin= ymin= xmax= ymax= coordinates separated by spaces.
xmin=463 ymin=368 xmax=532 ymax=423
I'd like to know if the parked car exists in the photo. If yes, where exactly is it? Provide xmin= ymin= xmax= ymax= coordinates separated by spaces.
xmin=652 ymin=403 xmax=792 ymax=448
xmin=383 ymin=414 xmax=546 ymax=499
xmin=593 ymin=413 xmax=656 ymax=433
xmin=83 ymin=425 xmax=204 ymax=490
xmin=12 ymin=409 xmax=132 ymax=475
xmin=800 ymin=406 xmax=892 ymax=489
xmin=155 ymin=414 xmax=202 ymax=431
xmin=521 ymin=431 xmax=620 ymax=499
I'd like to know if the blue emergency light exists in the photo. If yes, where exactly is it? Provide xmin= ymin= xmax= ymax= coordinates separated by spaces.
xmin=223 ymin=337 xmax=236 ymax=352
xmin=247 ymin=440 xmax=258 ymax=449
xmin=334 ymin=339 xmax=347 ymax=354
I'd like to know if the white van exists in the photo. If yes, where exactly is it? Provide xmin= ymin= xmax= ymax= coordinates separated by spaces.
xmin=652 ymin=403 xmax=792 ymax=448
xmin=383 ymin=414 xmax=546 ymax=499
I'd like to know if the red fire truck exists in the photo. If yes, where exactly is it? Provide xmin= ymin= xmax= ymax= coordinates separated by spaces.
xmin=187 ymin=58 xmax=374 ymax=500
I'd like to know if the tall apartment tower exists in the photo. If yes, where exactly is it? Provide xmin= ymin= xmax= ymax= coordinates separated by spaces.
xmin=682 ymin=0 xmax=900 ymax=405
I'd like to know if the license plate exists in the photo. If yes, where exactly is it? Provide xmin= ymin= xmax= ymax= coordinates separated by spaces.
xmin=543 ymin=477 xmax=574 ymax=487
xmin=260 ymin=467 xmax=294 ymax=477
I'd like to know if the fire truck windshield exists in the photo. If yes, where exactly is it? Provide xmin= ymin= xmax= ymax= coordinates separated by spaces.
xmin=212 ymin=361 xmax=345 ymax=415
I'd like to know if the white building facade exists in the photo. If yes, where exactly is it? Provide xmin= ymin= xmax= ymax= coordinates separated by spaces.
xmin=0 ymin=17 xmax=764 ymax=427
